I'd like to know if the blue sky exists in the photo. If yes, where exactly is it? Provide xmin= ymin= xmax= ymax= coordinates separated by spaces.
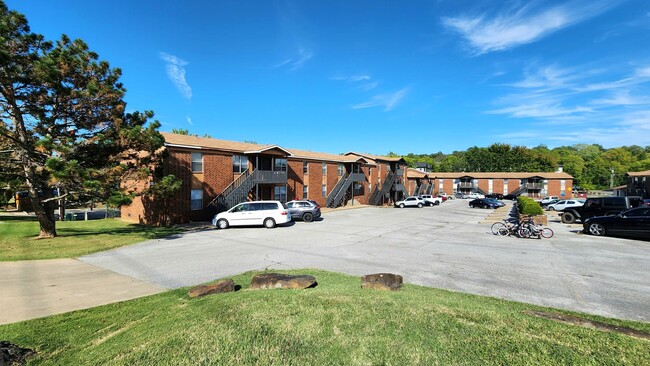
xmin=9 ymin=0 xmax=650 ymax=154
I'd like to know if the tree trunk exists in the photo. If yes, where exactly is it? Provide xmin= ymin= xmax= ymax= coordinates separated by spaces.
xmin=27 ymin=184 xmax=57 ymax=238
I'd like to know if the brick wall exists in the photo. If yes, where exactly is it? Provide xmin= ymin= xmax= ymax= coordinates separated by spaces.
xmin=287 ymin=159 xmax=304 ymax=201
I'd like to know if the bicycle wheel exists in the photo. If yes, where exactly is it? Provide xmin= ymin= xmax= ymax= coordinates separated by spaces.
xmin=540 ymin=227 xmax=554 ymax=238
xmin=491 ymin=222 xmax=506 ymax=235
xmin=518 ymin=227 xmax=531 ymax=238
xmin=498 ymin=226 xmax=510 ymax=236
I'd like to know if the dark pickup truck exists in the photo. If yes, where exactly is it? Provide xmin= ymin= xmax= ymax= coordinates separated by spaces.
xmin=559 ymin=196 xmax=643 ymax=224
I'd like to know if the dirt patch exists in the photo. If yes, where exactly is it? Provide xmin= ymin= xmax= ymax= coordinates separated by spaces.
xmin=524 ymin=310 xmax=650 ymax=340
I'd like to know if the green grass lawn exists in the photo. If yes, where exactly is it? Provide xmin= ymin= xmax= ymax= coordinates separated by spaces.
xmin=0 ymin=215 xmax=182 ymax=261
xmin=0 ymin=270 xmax=648 ymax=365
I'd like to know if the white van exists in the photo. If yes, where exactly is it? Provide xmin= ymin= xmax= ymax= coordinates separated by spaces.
xmin=213 ymin=201 xmax=291 ymax=229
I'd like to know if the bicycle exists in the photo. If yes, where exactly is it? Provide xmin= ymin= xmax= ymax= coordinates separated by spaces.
xmin=517 ymin=217 xmax=554 ymax=239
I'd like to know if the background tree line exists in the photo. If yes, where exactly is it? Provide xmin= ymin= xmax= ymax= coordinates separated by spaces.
xmin=395 ymin=143 xmax=650 ymax=190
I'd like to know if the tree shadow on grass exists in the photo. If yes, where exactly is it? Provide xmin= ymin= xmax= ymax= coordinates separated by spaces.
xmin=57 ymin=225 xmax=183 ymax=240
xmin=0 ymin=215 xmax=38 ymax=222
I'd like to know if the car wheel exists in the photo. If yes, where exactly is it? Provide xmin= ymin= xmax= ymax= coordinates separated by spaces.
xmin=469 ymin=204 xmax=474 ymax=208
xmin=264 ymin=218 xmax=276 ymax=229
xmin=303 ymin=213 xmax=313 ymax=222
xmin=561 ymin=212 xmax=576 ymax=224
xmin=399 ymin=203 xmax=405 ymax=208
xmin=434 ymin=201 xmax=440 ymax=205
xmin=217 ymin=219 xmax=229 ymax=229
xmin=587 ymin=223 xmax=606 ymax=236
xmin=548 ymin=207 xmax=555 ymax=211
xmin=417 ymin=203 xmax=423 ymax=208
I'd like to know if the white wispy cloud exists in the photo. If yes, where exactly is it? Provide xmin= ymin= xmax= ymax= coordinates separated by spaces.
xmin=489 ymin=61 xmax=650 ymax=147
xmin=351 ymin=88 xmax=409 ymax=112
xmin=331 ymin=74 xmax=371 ymax=82
xmin=159 ymin=52 xmax=192 ymax=99
xmin=273 ymin=48 xmax=314 ymax=71
xmin=186 ymin=116 xmax=193 ymax=126
xmin=442 ymin=1 xmax=620 ymax=54
xmin=590 ymin=90 xmax=650 ymax=106
xmin=331 ymin=74 xmax=379 ymax=91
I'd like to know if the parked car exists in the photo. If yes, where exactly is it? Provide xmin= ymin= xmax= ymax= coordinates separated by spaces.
xmin=559 ymin=196 xmax=643 ymax=224
xmin=213 ymin=201 xmax=291 ymax=229
xmin=437 ymin=195 xmax=448 ymax=202
xmin=485 ymin=193 xmax=504 ymax=200
xmin=454 ymin=192 xmax=465 ymax=199
xmin=286 ymin=200 xmax=321 ymax=222
xmin=395 ymin=196 xmax=424 ymax=208
xmin=468 ymin=198 xmax=497 ymax=209
xmin=546 ymin=199 xmax=584 ymax=211
xmin=539 ymin=196 xmax=560 ymax=205
xmin=540 ymin=199 xmax=560 ymax=209
xmin=583 ymin=207 xmax=650 ymax=238
xmin=503 ymin=193 xmax=519 ymax=200
xmin=467 ymin=192 xmax=485 ymax=199
xmin=418 ymin=195 xmax=441 ymax=206
xmin=485 ymin=197 xmax=506 ymax=207
xmin=643 ymin=199 xmax=650 ymax=206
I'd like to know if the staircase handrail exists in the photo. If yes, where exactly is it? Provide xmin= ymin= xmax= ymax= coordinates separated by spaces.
xmin=327 ymin=173 xmax=349 ymax=207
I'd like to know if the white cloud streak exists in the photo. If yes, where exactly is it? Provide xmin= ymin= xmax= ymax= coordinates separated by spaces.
xmin=442 ymin=1 xmax=620 ymax=54
xmin=351 ymin=88 xmax=409 ymax=112
xmin=159 ymin=52 xmax=192 ymax=99
xmin=273 ymin=49 xmax=314 ymax=71
xmin=489 ymin=62 xmax=650 ymax=147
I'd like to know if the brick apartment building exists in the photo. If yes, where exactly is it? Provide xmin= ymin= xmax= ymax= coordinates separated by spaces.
xmin=626 ymin=170 xmax=650 ymax=198
xmin=405 ymin=171 xmax=574 ymax=198
xmin=122 ymin=133 xmax=408 ymax=224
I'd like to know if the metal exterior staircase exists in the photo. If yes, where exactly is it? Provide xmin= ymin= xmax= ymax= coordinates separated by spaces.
xmin=369 ymin=171 xmax=396 ymax=205
xmin=327 ymin=173 xmax=365 ymax=208
xmin=209 ymin=169 xmax=288 ymax=211
xmin=507 ymin=184 xmax=526 ymax=197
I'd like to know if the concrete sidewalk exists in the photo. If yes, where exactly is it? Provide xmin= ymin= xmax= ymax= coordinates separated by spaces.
xmin=0 ymin=259 xmax=164 ymax=325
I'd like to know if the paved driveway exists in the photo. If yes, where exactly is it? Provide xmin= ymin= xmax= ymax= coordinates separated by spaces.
xmin=81 ymin=200 xmax=650 ymax=322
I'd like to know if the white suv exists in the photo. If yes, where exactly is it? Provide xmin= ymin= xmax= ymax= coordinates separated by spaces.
xmin=213 ymin=201 xmax=291 ymax=229
xmin=395 ymin=196 xmax=424 ymax=208
xmin=418 ymin=195 xmax=441 ymax=206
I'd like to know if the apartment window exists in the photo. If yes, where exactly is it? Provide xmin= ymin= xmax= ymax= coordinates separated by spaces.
xmin=322 ymin=162 xmax=327 ymax=175
xmin=190 ymin=189 xmax=203 ymax=210
xmin=488 ymin=179 xmax=493 ymax=194
xmin=439 ymin=179 xmax=444 ymax=191
xmin=386 ymin=163 xmax=390 ymax=172
xmin=368 ymin=183 xmax=372 ymax=192
xmin=191 ymin=153 xmax=203 ymax=173
xmin=232 ymin=155 xmax=248 ymax=174
xmin=322 ymin=184 xmax=327 ymax=198
xmin=378 ymin=163 xmax=382 ymax=172
xmin=303 ymin=185 xmax=308 ymax=199
xmin=303 ymin=161 xmax=309 ymax=174
xmin=274 ymin=186 xmax=287 ymax=202
xmin=338 ymin=163 xmax=345 ymax=176
xmin=274 ymin=158 xmax=287 ymax=172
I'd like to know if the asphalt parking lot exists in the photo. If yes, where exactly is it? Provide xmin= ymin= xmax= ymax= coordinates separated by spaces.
xmin=81 ymin=199 xmax=650 ymax=322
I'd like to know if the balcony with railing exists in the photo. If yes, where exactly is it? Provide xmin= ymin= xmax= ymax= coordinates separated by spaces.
xmin=457 ymin=182 xmax=476 ymax=189
xmin=525 ymin=182 xmax=544 ymax=190
xmin=254 ymin=170 xmax=288 ymax=184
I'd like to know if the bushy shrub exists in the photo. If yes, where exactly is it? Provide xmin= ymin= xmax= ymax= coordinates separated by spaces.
xmin=517 ymin=196 xmax=544 ymax=216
